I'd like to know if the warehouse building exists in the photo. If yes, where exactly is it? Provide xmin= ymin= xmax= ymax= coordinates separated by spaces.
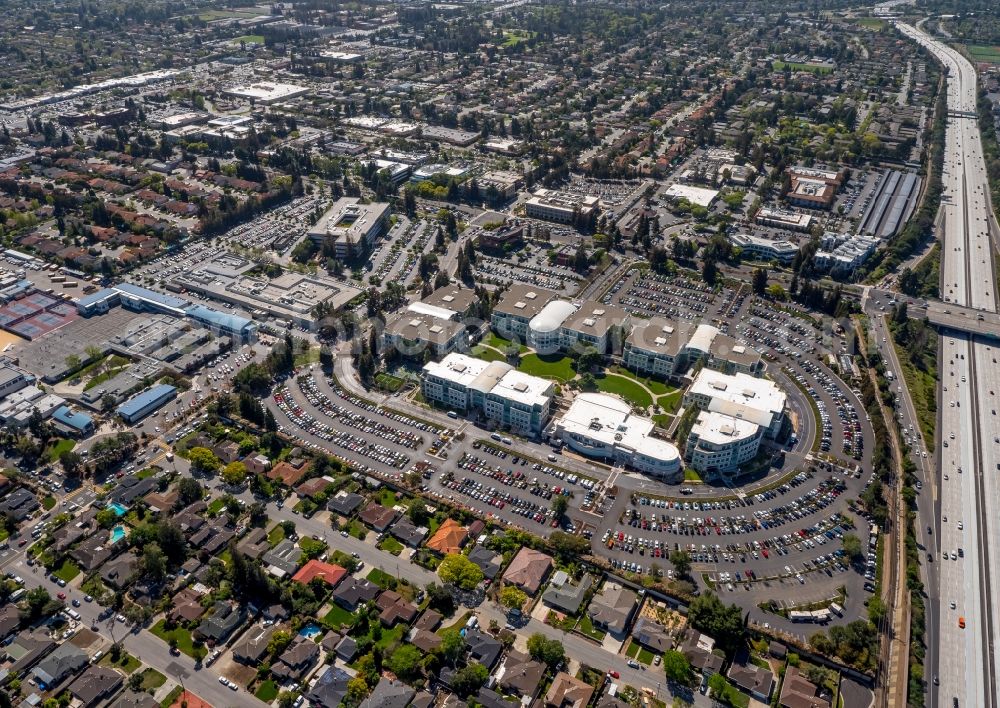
xmin=117 ymin=384 xmax=177 ymax=424
xmin=552 ymin=393 xmax=682 ymax=481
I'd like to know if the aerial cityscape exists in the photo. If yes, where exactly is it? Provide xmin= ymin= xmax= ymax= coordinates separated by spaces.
xmin=0 ymin=0 xmax=996 ymax=707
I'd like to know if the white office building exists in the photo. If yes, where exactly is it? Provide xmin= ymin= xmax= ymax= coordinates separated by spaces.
xmin=685 ymin=410 xmax=764 ymax=477
xmin=684 ymin=370 xmax=786 ymax=439
xmin=524 ymin=189 xmax=599 ymax=224
xmin=552 ymin=393 xmax=682 ymax=481
xmin=527 ymin=300 xmax=578 ymax=354
xmin=491 ymin=285 xmax=558 ymax=342
xmin=307 ymin=198 xmax=391 ymax=259
xmin=422 ymin=353 xmax=553 ymax=434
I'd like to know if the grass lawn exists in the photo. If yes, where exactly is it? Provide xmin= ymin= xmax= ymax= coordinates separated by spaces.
xmin=610 ymin=367 xmax=675 ymax=397
xmin=255 ymin=680 xmax=279 ymax=702
xmin=576 ymin=614 xmax=607 ymax=641
xmin=712 ymin=678 xmax=750 ymax=708
xmin=159 ymin=686 xmax=183 ymax=708
xmin=345 ymin=520 xmax=366 ymax=540
xmin=683 ymin=468 xmax=704 ymax=482
xmin=378 ymin=536 xmax=404 ymax=556
xmin=367 ymin=568 xmax=396 ymax=588
xmin=966 ymin=44 xmax=1000 ymax=64
xmin=207 ymin=498 xmax=225 ymax=516
xmin=45 ymin=438 xmax=75 ymax=462
xmin=299 ymin=536 xmax=327 ymax=558
xmin=268 ymin=524 xmax=286 ymax=547
xmin=595 ymin=374 xmax=653 ymax=409
xmin=136 ymin=467 xmax=158 ymax=480
xmin=636 ymin=646 xmax=656 ymax=665
xmin=500 ymin=29 xmax=536 ymax=47
xmin=42 ymin=495 xmax=56 ymax=511
xmin=652 ymin=414 xmax=673 ymax=428
xmin=378 ymin=489 xmax=400 ymax=508
xmin=519 ymin=353 xmax=576 ymax=382
xmin=657 ymin=389 xmax=683 ymax=413
xmin=471 ymin=345 xmax=506 ymax=363
xmin=772 ymin=60 xmax=833 ymax=74
xmin=438 ymin=611 xmax=473 ymax=635
xmin=856 ymin=17 xmax=887 ymax=29
xmin=373 ymin=623 xmax=405 ymax=650
xmin=100 ymin=650 xmax=142 ymax=674
xmin=322 ymin=604 xmax=355 ymax=630
xmin=375 ymin=372 xmax=405 ymax=392
xmin=150 ymin=620 xmax=206 ymax=660
xmin=625 ymin=640 xmax=640 ymax=658
xmin=53 ymin=559 xmax=81 ymax=583
xmin=139 ymin=668 xmax=166 ymax=691
xmin=486 ymin=332 xmax=526 ymax=353
xmin=232 ymin=34 xmax=265 ymax=45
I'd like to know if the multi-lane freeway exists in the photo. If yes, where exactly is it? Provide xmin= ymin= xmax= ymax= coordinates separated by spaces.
xmin=898 ymin=21 xmax=1000 ymax=708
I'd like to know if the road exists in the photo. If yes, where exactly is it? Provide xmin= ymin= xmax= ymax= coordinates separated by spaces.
xmin=898 ymin=21 xmax=1000 ymax=708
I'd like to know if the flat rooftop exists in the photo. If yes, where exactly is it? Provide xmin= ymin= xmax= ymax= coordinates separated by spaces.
xmin=489 ymin=369 xmax=553 ymax=408
xmin=223 ymin=82 xmax=309 ymax=103
xmin=493 ymin=284 xmax=558 ymax=319
xmin=626 ymin=317 xmax=691 ymax=356
xmin=560 ymin=300 xmax=629 ymax=337
xmin=690 ymin=410 xmax=760 ymax=446
xmin=307 ymin=198 xmax=390 ymax=247
xmin=557 ymin=392 xmax=680 ymax=461
xmin=688 ymin=370 xmax=786 ymax=423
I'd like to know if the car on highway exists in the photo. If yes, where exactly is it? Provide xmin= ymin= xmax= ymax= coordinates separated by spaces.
xmin=959 ymin=616 xmax=966 ymax=629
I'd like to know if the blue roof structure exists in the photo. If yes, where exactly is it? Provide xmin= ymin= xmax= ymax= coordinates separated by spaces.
xmin=117 ymin=384 xmax=177 ymax=419
xmin=76 ymin=288 xmax=119 ymax=309
xmin=113 ymin=283 xmax=189 ymax=312
xmin=185 ymin=303 xmax=255 ymax=336
xmin=51 ymin=405 xmax=94 ymax=433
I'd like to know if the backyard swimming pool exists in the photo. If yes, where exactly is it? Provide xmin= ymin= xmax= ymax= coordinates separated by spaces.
xmin=110 ymin=525 xmax=127 ymax=544
xmin=107 ymin=503 xmax=128 ymax=517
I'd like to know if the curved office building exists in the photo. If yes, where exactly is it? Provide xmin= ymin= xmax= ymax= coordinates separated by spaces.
xmin=528 ymin=300 xmax=577 ymax=354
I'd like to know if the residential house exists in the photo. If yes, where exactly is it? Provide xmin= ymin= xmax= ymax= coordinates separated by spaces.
xmin=236 ymin=527 xmax=269 ymax=559
xmin=680 ymin=630 xmax=724 ymax=680
xmin=175 ymin=501 xmax=208 ymax=535
xmin=542 ymin=571 xmax=592 ymax=615
xmin=263 ymin=539 xmax=303 ymax=578
xmin=465 ymin=628 xmax=502 ymax=669
xmin=306 ymin=666 xmax=352 ymax=708
xmin=268 ymin=460 xmax=311 ymax=486
xmin=189 ymin=521 xmax=235 ymax=555
xmin=71 ymin=534 xmax=116 ymax=573
xmin=545 ymin=672 xmax=595 ymax=708
xmin=195 ymin=601 xmax=246 ymax=644
xmin=467 ymin=546 xmax=502 ymax=579
xmin=31 ymin=642 xmax=87 ymax=687
xmin=408 ymin=609 xmax=443 ymax=652
xmin=244 ymin=454 xmax=270 ymax=475
xmin=107 ymin=691 xmax=158 ymax=708
xmin=335 ymin=636 xmax=358 ymax=662
xmin=359 ymin=677 xmax=414 ymax=708
xmin=390 ymin=517 xmax=428 ymax=547
xmin=476 ymin=688 xmax=510 ymax=708
xmin=0 ymin=487 xmax=39 ymax=521
xmin=143 ymin=489 xmax=179 ymax=514
xmin=169 ymin=587 xmax=207 ymax=624
xmin=233 ymin=625 xmax=276 ymax=665
xmin=99 ymin=552 xmax=138 ymax=589
xmin=0 ymin=604 xmax=20 ymax=642
xmin=333 ymin=577 xmax=380 ymax=611
xmin=296 ymin=476 xmax=336 ymax=499
xmin=425 ymin=518 xmax=468 ymax=555
xmin=67 ymin=666 xmax=124 ymax=707
xmin=359 ymin=503 xmax=397 ymax=532
xmin=213 ymin=441 xmax=241 ymax=464
xmin=587 ymin=582 xmax=638 ymax=635
xmin=503 ymin=547 xmax=553 ymax=595
xmin=292 ymin=559 xmax=347 ymax=588
xmin=376 ymin=590 xmax=418 ymax=626
xmin=632 ymin=617 xmax=671 ymax=653
xmin=496 ymin=649 xmax=545 ymax=698
xmin=728 ymin=660 xmax=775 ymax=703
xmin=109 ymin=476 xmax=158 ymax=505
xmin=779 ymin=666 xmax=832 ymax=708
xmin=271 ymin=635 xmax=320 ymax=682
xmin=328 ymin=491 xmax=364 ymax=517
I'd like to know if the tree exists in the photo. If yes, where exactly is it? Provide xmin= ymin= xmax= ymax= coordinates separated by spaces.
xmin=549 ymin=531 xmax=590 ymax=561
xmin=688 ymin=592 xmax=745 ymax=654
xmin=268 ymin=630 xmax=293 ymax=657
xmin=702 ymin=258 xmax=718 ymax=285
xmin=425 ymin=582 xmax=456 ymax=615
xmin=346 ymin=676 xmax=369 ymax=704
xmin=188 ymin=447 xmax=220 ymax=475
xmin=21 ymin=587 xmax=54 ymax=622
xmin=65 ymin=355 xmax=81 ymax=372
xmin=140 ymin=542 xmax=167 ymax=582
xmin=437 ymin=553 xmax=483 ymax=590
xmin=751 ymin=267 xmax=768 ymax=295
xmin=59 ymin=450 xmax=82 ymax=477
xmin=842 ymin=533 xmax=863 ymax=562
xmin=669 ymin=550 xmax=692 ymax=578
xmin=176 ymin=477 xmax=204 ymax=507
xmin=437 ymin=627 xmax=465 ymax=665
xmin=387 ymin=644 xmax=423 ymax=680
xmin=221 ymin=461 xmax=247 ymax=487
xmin=128 ymin=672 xmax=143 ymax=692
xmin=551 ymin=493 xmax=569 ymax=519
xmin=576 ymin=346 xmax=602 ymax=373
xmin=95 ymin=507 xmax=118 ymax=529
xmin=573 ymin=244 xmax=589 ymax=273
xmin=407 ymin=498 xmax=430 ymax=526
xmin=526 ymin=633 xmax=565 ymax=668
xmin=662 ymin=649 xmax=693 ymax=686
xmin=499 ymin=585 xmax=527 ymax=610
xmin=451 ymin=663 xmax=489 ymax=697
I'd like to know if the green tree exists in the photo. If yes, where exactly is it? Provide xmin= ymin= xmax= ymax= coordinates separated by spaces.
xmin=669 ymin=550 xmax=692 ymax=578
xmin=437 ymin=627 xmax=465 ymax=665
xmin=437 ymin=553 xmax=483 ymax=590
xmin=221 ymin=461 xmax=247 ymax=486
xmin=451 ymin=663 xmax=489 ymax=697
xmin=549 ymin=530 xmax=590 ymax=561
xmin=346 ymin=676 xmax=369 ymax=704
xmin=576 ymin=346 xmax=602 ymax=373
xmin=499 ymin=585 xmax=527 ymax=610
xmin=551 ymin=494 xmax=569 ymax=519
xmin=662 ymin=649 xmax=693 ymax=686
xmin=268 ymin=630 xmax=293 ymax=657
xmin=188 ymin=447 xmax=221 ymax=474
xmin=407 ymin=498 xmax=430 ymax=525
xmin=526 ymin=633 xmax=565 ymax=668
xmin=751 ymin=267 xmax=768 ymax=295
xmin=688 ymin=592 xmax=745 ymax=655
xmin=95 ymin=507 xmax=118 ymax=529
xmin=140 ymin=542 xmax=167 ymax=582
xmin=176 ymin=477 xmax=204 ymax=507
xmin=387 ymin=644 xmax=423 ymax=680
xmin=842 ymin=533 xmax=863 ymax=562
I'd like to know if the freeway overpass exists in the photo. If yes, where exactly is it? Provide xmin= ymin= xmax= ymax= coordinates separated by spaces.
xmin=925 ymin=301 xmax=1000 ymax=340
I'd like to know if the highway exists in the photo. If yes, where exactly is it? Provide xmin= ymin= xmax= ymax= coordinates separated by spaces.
xmin=898 ymin=22 xmax=1000 ymax=708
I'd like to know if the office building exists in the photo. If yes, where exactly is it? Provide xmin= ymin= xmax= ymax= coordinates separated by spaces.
xmin=307 ymin=199 xmax=391 ymax=259
xmin=421 ymin=353 xmax=553 ymax=434
xmin=383 ymin=311 xmax=466 ymax=360
xmin=685 ymin=411 xmax=764 ymax=477
xmin=755 ymin=207 xmax=814 ymax=233
xmin=527 ymin=300 xmax=578 ymax=355
xmin=524 ymin=189 xmax=599 ymax=224
xmin=491 ymin=285 xmax=558 ymax=341
xmin=558 ymin=301 xmax=629 ymax=355
xmin=786 ymin=166 xmax=846 ymax=210
xmin=684 ymin=370 xmax=786 ymax=438
xmin=622 ymin=318 xmax=691 ymax=379
xmin=552 ymin=393 xmax=682 ymax=480
xmin=728 ymin=232 xmax=799 ymax=265
xmin=117 ymin=384 xmax=177 ymax=424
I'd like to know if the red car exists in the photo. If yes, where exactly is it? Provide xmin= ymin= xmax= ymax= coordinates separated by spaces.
xmin=57 ymin=592 xmax=66 ymax=600
xmin=609 ymin=671 xmax=620 ymax=679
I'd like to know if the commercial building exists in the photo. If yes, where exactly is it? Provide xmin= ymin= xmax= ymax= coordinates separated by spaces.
xmin=685 ymin=410 xmax=764 ymax=477
xmin=383 ymin=311 xmax=466 ymax=360
xmin=728 ymin=232 xmax=799 ymax=265
xmin=185 ymin=304 xmax=257 ymax=342
xmin=117 ymin=384 xmax=177 ymax=424
xmin=222 ymin=82 xmax=309 ymax=104
xmin=527 ymin=300 xmax=578 ymax=355
xmin=552 ymin=392 xmax=682 ymax=480
xmin=755 ymin=207 xmax=814 ymax=233
xmin=524 ymin=189 xmax=599 ymax=224
xmin=663 ymin=184 xmax=720 ymax=208
xmin=786 ymin=166 xmax=846 ymax=210
xmin=421 ymin=353 xmax=553 ymax=434
xmin=307 ymin=198 xmax=391 ymax=259
xmin=491 ymin=285 xmax=558 ymax=341
xmin=684 ymin=370 xmax=786 ymax=438
xmin=51 ymin=405 xmax=94 ymax=436
xmin=622 ymin=318 xmax=691 ymax=379
xmin=813 ymin=232 xmax=879 ymax=273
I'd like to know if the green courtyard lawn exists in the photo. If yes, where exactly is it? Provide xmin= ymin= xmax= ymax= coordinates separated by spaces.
xmin=150 ymin=620 xmax=206 ymax=660
xmin=256 ymin=680 xmax=279 ymax=702
xmin=471 ymin=346 xmax=506 ymax=363
xmin=652 ymin=414 xmax=673 ymax=429
xmin=322 ymin=604 xmax=355 ymax=630
xmin=45 ymin=438 xmax=75 ymax=463
xmin=486 ymin=332 xmax=527 ymax=353
xmin=519 ymin=353 xmax=576 ymax=382
xmin=610 ymin=366 xmax=676 ymax=397
xmin=594 ymin=374 xmax=653 ymax=409
xmin=53 ymin=559 xmax=81 ymax=583
xmin=375 ymin=372 xmax=405 ymax=392
xmin=657 ymin=389 xmax=683 ymax=413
